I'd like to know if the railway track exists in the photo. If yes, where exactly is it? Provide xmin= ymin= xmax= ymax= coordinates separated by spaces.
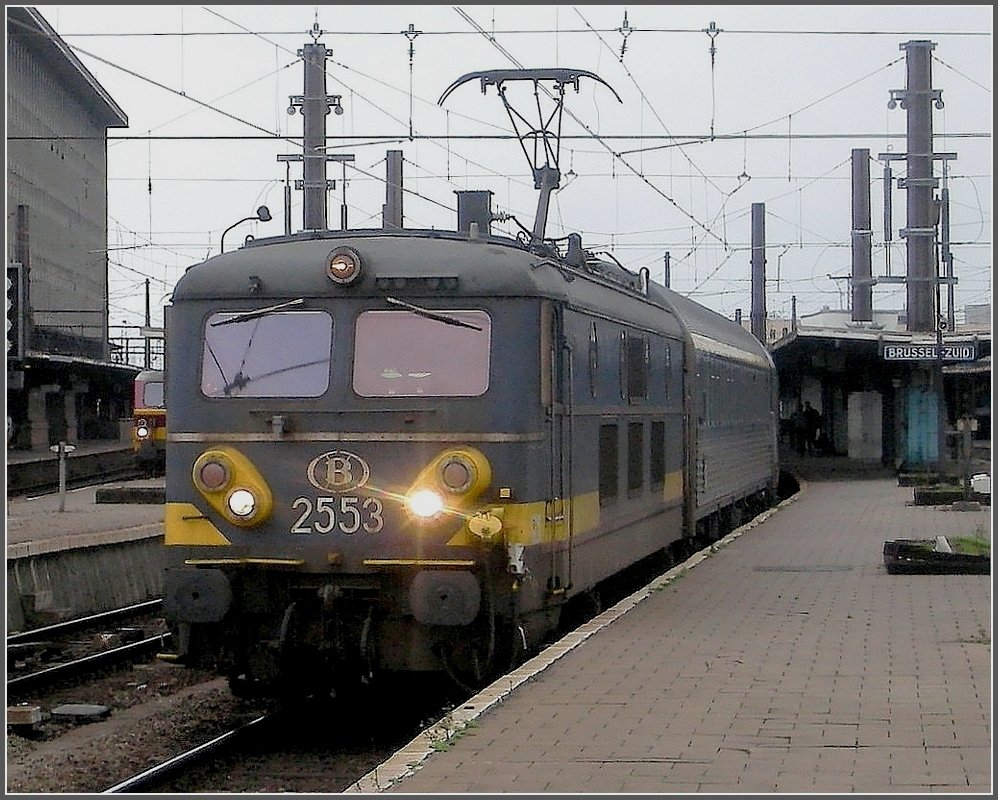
xmin=7 ymin=600 xmax=169 ymax=697
xmin=8 ymin=600 xmax=163 ymax=646
xmin=7 ymin=633 xmax=172 ymax=696
xmin=7 ymin=466 xmax=147 ymax=499
xmin=99 ymin=681 xmax=463 ymax=794
xmin=103 ymin=714 xmax=278 ymax=793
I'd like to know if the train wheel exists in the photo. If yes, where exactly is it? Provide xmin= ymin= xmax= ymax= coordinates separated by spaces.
xmin=668 ymin=538 xmax=692 ymax=565
xmin=442 ymin=638 xmax=488 ymax=693
xmin=490 ymin=618 xmax=528 ymax=675
xmin=277 ymin=600 xmax=336 ymax=700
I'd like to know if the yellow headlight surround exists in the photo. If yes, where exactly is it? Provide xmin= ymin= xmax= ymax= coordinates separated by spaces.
xmin=407 ymin=446 xmax=492 ymax=516
xmin=192 ymin=446 xmax=274 ymax=528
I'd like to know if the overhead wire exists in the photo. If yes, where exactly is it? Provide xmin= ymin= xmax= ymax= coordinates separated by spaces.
xmin=48 ymin=24 xmax=991 ymax=39
xmin=574 ymin=8 xmax=760 ymax=275
xmin=29 ymin=10 xmax=990 ymax=318
xmin=454 ymin=6 xmax=732 ymax=251
xmin=66 ymin=28 xmax=468 ymax=220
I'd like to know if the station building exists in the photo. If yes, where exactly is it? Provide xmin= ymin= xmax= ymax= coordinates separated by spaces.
xmin=768 ymin=305 xmax=990 ymax=472
xmin=6 ymin=6 xmax=135 ymax=450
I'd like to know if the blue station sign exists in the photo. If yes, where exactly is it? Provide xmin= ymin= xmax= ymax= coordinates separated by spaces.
xmin=881 ymin=342 xmax=977 ymax=361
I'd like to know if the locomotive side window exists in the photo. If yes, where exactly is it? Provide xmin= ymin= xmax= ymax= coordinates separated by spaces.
xmin=201 ymin=310 xmax=332 ymax=398
xmin=588 ymin=322 xmax=598 ymax=399
xmin=353 ymin=309 xmax=491 ymax=397
xmin=598 ymin=423 xmax=618 ymax=505
xmin=622 ymin=332 xmax=648 ymax=403
xmin=627 ymin=421 xmax=644 ymax=495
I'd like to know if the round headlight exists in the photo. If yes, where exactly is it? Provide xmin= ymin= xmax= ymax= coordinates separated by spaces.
xmin=227 ymin=488 xmax=257 ymax=518
xmin=440 ymin=457 xmax=474 ymax=493
xmin=408 ymin=489 xmax=444 ymax=519
xmin=198 ymin=460 xmax=230 ymax=491
xmin=327 ymin=246 xmax=362 ymax=285
xmin=135 ymin=426 xmax=150 ymax=439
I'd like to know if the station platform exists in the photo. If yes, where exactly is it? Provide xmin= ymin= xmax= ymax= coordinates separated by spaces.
xmin=348 ymin=464 xmax=992 ymax=794
xmin=6 ymin=476 xmax=164 ymax=556
xmin=5 ymin=474 xmax=165 ymax=632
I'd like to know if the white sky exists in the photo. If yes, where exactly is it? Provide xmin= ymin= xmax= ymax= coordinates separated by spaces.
xmin=30 ymin=4 xmax=993 ymax=330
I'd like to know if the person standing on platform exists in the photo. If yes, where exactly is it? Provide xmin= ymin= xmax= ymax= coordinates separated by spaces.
xmin=803 ymin=401 xmax=821 ymax=456
xmin=791 ymin=404 xmax=807 ymax=456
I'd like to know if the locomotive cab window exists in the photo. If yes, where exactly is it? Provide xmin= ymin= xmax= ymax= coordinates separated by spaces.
xmin=138 ymin=379 xmax=164 ymax=408
xmin=353 ymin=309 xmax=491 ymax=397
xmin=201 ymin=309 xmax=332 ymax=398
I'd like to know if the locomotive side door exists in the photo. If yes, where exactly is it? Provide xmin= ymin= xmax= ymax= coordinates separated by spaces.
xmin=541 ymin=299 xmax=573 ymax=598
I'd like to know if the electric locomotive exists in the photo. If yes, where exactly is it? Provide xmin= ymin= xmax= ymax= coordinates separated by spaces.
xmin=131 ymin=368 xmax=166 ymax=475
xmin=160 ymin=69 xmax=779 ymax=700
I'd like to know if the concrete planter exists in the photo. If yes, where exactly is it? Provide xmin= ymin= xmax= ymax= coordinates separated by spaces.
xmin=911 ymin=486 xmax=991 ymax=506
xmin=883 ymin=539 xmax=990 ymax=575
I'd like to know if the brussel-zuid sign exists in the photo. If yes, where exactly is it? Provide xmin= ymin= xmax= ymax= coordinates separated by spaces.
xmin=880 ymin=343 xmax=977 ymax=361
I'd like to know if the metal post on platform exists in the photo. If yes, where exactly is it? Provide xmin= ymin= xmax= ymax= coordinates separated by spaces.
xmin=935 ymin=317 xmax=945 ymax=478
xmin=959 ymin=416 xmax=975 ymax=500
xmin=57 ymin=441 xmax=67 ymax=512
xmin=49 ymin=440 xmax=76 ymax=512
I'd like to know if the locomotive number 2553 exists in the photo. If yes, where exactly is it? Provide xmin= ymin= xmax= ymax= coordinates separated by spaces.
xmin=290 ymin=496 xmax=385 ymax=534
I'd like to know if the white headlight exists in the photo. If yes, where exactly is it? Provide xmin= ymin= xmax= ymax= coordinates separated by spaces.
xmin=136 ymin=426 xmax=150 ymax=439
xmin=227 ymin=488 xmax=257 ymax=518
xmin=408 ymin=489 xmax=444 ymax=519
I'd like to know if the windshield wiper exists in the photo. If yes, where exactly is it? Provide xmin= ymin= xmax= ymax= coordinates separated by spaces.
xmin=385 ymin=296 xmax=482 ymax=331
xmin=210 ymin=298 xmax=306 ymax=327
xmin=221 ymin=357 xmax=332 ymax=396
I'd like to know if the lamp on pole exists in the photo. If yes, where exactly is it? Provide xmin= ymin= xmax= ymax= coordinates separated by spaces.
xmin=220 ymin=206 xmax=272 ymax=253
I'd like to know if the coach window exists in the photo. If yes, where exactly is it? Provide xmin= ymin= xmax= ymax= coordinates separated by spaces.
xmin=201 ymin=310 xmax=332 ymax=398
xmin=598 ymin=423 xmax=618 ymax=505
xmin=663 ymin=341 xmax=672 ymax=400
xmin=353 ymin=309 xmax=491 ymax=397
xmin=650 ymin=420 xmax=665 ymax=488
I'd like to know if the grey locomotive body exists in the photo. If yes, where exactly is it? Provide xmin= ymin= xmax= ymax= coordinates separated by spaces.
xmin=162 ymin=227 xmax=779 ymax=698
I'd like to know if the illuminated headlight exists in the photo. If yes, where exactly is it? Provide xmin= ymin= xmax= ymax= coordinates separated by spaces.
xmin=327 ymin=246 xmax=362 ymax=285
xmin=227 ymin=489 xmax=258 ymax=518
xmin=408 ymin=489 xmax=444 ymax=519
xmin=135 ymin=425 xmax=150 ymax=440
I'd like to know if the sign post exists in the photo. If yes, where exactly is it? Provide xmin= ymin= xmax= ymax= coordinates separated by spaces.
xmin=49 ymin=441 xmax=77 ymax=511
xmin=935 ymin=319 xmax=945 ymax=476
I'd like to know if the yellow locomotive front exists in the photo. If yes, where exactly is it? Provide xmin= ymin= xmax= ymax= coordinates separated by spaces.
xmin=162 ymin=235 xmax=566 ymax=699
